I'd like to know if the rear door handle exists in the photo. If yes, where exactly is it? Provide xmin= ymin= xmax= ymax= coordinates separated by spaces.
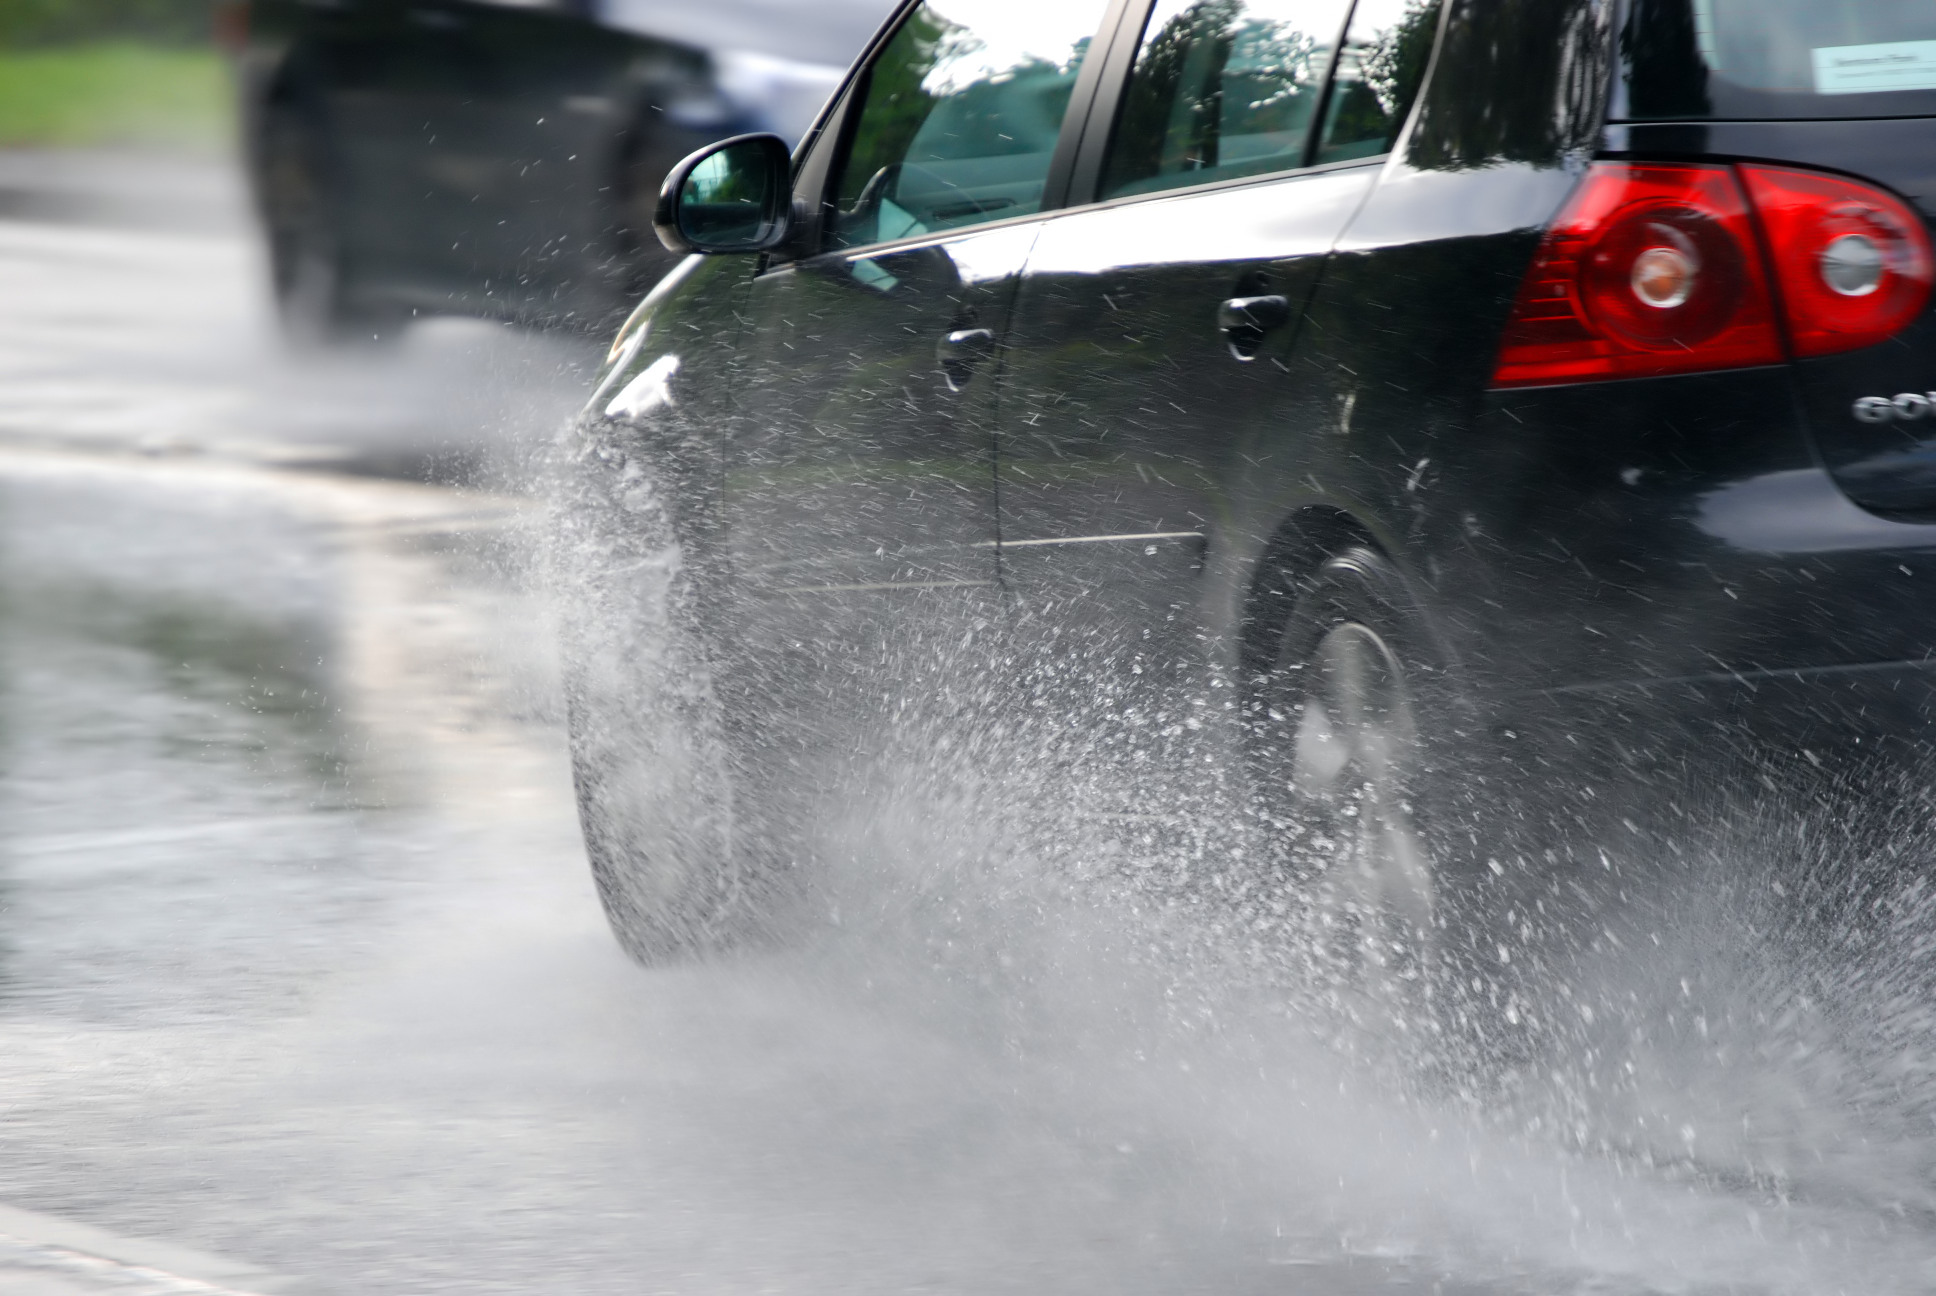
xmin=1218 ymin=294 xmax=1290 ymax=360
xmin=937 ymin=327 xmax=995 ymax=392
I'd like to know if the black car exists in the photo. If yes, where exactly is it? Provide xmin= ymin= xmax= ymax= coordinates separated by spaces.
xmin=562 ymin=0 xmax=1936 ymax=1000
xmin=233 ymin=0 xmax=891 ymax=338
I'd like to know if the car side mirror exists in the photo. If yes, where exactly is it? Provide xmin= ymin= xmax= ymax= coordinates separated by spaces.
xmin=654 ymin=133 xmax=794 ymax=256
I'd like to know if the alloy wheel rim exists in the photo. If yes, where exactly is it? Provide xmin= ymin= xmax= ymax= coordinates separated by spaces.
xmin=1291 ymin=621 xmax=1435 ymax=984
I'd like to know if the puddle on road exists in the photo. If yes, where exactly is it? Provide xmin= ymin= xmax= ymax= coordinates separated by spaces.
xmin=0 ymin=450 xmax=590 ymax=1283
xmin=0 ymin=569 xmax=368 ymax=1023
xmin=0 ymin=448 xmax=568 ymax=1035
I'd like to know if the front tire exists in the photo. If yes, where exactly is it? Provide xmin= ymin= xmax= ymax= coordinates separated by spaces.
xmin=556 ymin=421 xmax=775 ymax=965
xmin=566 ymin=646 xmax=754 ymax=965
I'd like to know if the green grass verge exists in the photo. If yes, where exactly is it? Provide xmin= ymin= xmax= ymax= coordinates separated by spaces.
xmin=0 ymin=44 xmax=231 ymax=150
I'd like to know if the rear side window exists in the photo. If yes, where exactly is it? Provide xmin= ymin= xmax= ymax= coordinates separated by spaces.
xmin=1100 ymin=0 xmax=1355 ymax=200
xmin=1312 ymin=0 xmax=1443 ymax=163
xmin=1623 ymin=0 xmax=1936 ymax=120
xmin=827 ymin=0 xmax=1111 ymax=249
xmin=1098 ymin=0 xmax=1441 ymax=202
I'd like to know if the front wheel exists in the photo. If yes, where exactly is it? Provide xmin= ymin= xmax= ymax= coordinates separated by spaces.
xmin=566 ymin=651 xmax=758 ymax=965
xmin=555 ymin=426 xmax=780 ymax=965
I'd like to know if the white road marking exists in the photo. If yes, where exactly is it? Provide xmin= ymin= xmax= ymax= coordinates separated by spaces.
xmin=0 ymin=1203 xmax=293 ymax=1295
xmin=8 ymin=815 xmax=339 ymax=858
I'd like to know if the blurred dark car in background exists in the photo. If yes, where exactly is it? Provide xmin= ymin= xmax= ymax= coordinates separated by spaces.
xmin=230 ymin=0 xmax=891 ymax=339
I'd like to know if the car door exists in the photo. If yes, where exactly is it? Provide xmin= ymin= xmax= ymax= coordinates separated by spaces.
xmin=719 ymin=0 xmax=1124 ymax=743
xmin=995 ymin=0 xmax=1431 ymax=668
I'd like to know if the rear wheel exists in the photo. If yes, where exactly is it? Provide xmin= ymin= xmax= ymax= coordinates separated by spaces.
xmin=1248 ymin=547 xmax=1460 ymax=1038
xmin=1292 ymin=618 xmax=1436 ymax=983
xmin=259 ymin=103 xmax=406 ymax=347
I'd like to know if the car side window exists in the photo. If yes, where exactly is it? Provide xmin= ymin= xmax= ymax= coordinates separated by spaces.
xmin=827 ymin=0 xmax=1113 ymax=250
xmin=1098 ymin=0 xmax=1355 ymax=201
xmin=1311 ymin=0 xmax=1442 ymax=164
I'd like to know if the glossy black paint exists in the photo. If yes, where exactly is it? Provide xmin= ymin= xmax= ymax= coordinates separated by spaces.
xmin=578 ymin=0 xmax=1936 ymax=809
xmin=997 ymin=166 xmax=1379 ymax=643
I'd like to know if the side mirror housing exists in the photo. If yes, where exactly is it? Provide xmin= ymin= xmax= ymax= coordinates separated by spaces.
xmin=653 ymin=133 xmax=794 ymax=255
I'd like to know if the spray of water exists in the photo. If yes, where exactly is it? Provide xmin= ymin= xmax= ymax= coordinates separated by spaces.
xmin=541 ymin=402 xmax=1936 ymax=1296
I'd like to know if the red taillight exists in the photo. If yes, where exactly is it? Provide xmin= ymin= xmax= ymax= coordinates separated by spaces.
xmin=1490 ymin=162 xmax=1935 ymax=389
xmin=1491 ymin=163 xmax=1783 ymax=388
xmin=1739 ymin=164 xmax=1934 ymax=359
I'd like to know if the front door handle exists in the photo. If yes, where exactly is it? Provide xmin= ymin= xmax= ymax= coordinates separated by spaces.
xmin=937 ymin=327 xmax=996 ymax=392
xmin=1218 ymin=294 xmax=1291 ymax=361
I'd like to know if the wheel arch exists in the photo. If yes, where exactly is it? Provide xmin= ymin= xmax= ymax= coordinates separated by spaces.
xmin=1238 ymin=507 xmax=1382 ymax=682
xmin=1236 ymin=504 xmax=1479 ymax=732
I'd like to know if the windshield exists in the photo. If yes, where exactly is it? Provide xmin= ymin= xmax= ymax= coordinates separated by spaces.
xmin=1621 ymin=0 xmax=1936 ymax=119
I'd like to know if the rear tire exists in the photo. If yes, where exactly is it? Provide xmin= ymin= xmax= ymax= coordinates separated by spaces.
xmin=1246 ymin=546 xmax=1477 ymax=1043
xmin=259 ymin=103 xmax=407 ymax=347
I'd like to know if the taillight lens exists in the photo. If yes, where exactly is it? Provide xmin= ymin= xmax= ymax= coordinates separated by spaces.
xmin=1739 ymin=164 xmax=1934 ymax=359
xmin=1492 ymin=162 xmax=1936 ymax=388
xmin=1491 ymin=163 xmax=1783 ymax=388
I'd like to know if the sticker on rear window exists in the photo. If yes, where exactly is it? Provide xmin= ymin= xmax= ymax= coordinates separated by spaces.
xmin=1813 ymin=40 xmax=1936 ymax=95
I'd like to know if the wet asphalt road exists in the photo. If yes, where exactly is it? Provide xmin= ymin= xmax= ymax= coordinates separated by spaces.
xmin=7 ymin=148 xmax=1936 ymax=1296
xmin=0 ymin=451 xmax=1397 ymax=1296
xmin=0 ymin=149 xmax=1333 ymax=1296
